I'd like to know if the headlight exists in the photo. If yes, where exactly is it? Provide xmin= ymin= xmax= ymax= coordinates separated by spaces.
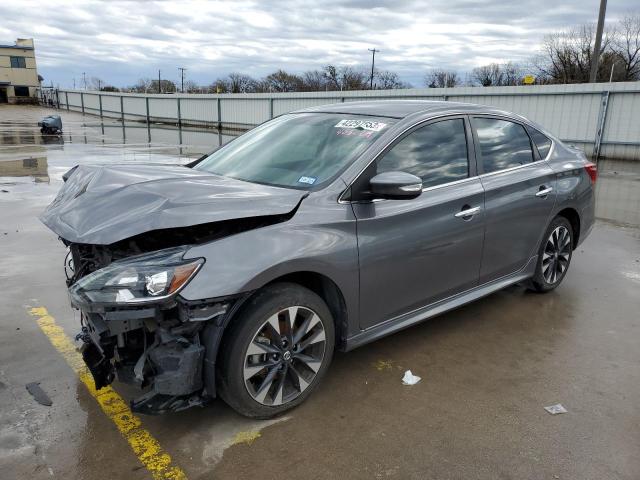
xmin=69 ymin=247 xmax=203 ymax=306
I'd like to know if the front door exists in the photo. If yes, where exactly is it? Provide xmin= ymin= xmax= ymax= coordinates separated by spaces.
xmin=471 ymin=116 xmax=557 ymax=283
xmin=352 ymin=117 xmax=485 ymax=329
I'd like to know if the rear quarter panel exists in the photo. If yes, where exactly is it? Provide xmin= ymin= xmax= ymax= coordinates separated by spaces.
xmin=546 ymin=141 xmax=596 ymax=246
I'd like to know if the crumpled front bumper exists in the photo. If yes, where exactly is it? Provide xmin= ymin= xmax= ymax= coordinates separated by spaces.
xmin=74 ymin=298 xmax=232 ymax=414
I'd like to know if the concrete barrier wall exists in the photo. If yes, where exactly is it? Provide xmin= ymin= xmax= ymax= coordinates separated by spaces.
xmin=54 ymin=82 xmax=640 ymax=161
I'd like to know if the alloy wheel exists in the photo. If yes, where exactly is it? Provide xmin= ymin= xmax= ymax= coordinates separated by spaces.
xmin=243 ymin=306 xmax=327 ymax=406
xmin=542 ymin=226 xmax=571 ymax=284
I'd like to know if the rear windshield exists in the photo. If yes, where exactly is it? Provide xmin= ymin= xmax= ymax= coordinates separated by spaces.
xmin=195 ymin=113 xmax=396 ymax=189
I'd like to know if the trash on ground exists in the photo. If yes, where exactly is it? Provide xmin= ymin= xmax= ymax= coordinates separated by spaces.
xmin=544 ymin=403 xmax=567 ymax=415
xmin=402 ymin=370 xmax=421 ymax=385
xmin=25 ymin=382 xmax=52 ymax=406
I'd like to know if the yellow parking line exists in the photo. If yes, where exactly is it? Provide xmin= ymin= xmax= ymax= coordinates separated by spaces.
xmin=29 ymin=307 xmax=187 ymax=480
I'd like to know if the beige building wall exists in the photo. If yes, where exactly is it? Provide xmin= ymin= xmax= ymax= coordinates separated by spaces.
xmin=0 ymin=38 xmax=39 ymax=103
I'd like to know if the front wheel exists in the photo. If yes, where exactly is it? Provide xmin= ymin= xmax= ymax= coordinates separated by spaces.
xmin=528 ymin=216 xmax=574 ymax=292
xmin=218 ymin=283 xmax=335 ymax=418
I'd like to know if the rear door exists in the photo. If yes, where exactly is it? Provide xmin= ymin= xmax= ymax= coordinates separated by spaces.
xmin=471 ymin=116 xmax=557 ymax=283
xmin=352 ymin=116 xmax=486 ymax=329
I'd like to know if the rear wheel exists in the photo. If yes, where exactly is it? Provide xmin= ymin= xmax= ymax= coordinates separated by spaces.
xmin=529 ymin=216 xmax=574 ymax=292
xmin=218 ymin=282 xmax=335 ymax=418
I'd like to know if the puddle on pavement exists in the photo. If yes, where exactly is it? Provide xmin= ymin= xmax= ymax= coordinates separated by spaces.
xmin=0 ymin=105 xmax=239 ymax=207
xmin=1 ymin=105 xmax=638 ymax=226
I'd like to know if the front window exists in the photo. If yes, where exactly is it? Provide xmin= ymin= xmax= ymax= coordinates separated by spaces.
xmin=195 ymin=113 xmax=396 ymax=189
xmin=376 ymin=118 xmax=469 ymax=188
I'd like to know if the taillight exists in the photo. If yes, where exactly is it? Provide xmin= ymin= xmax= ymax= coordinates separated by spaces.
xmin=584 ymin=162 xmax=597 ymax=185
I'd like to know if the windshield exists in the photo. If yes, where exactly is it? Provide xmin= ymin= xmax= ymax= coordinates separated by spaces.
xmin=194 ymin=113 xmax=396 ymax=189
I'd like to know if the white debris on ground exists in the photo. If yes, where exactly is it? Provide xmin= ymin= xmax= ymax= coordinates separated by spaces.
xmin=544 ymin=404 xmax=568 ymax=415
xmin=402 ymin=370 xmax=421 ymax=385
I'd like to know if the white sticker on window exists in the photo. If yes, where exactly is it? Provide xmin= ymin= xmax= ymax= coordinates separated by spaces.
xmin=298 ymin=176 xmax=317 ymax=185
xmin=334 ymin=119 xmax=387 ymax=132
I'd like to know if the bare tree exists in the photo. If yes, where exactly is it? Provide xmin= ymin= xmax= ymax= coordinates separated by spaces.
xmin=150 ymin=79 xmax=176 ymax=93
xmin=375 ymin=70 xmax=411 ymax=89
xmin=130 ymin=78 xmax=153 ymax=93
xmin=534 ymin=24 xmax=611 ymax=83
xmin=320 ymin=65 xmax=368 ymax=90
xmin=183 ymin=80 xmax=200 ymax=93
xmin=264 ymin=70 xmax=303 ymax=92
xmin=425 ymin=69 xmax=459 ymax=88
xmin=611 ymin=14 xmax=640 ymax=80
xmin=471 ymin=64 xmax=502 ymax=86
xmin=302 ymin=70 xmax=328 ymax=91
xmin=322 ymin=65 xmax=341 ymax=90
xmin=340 ymin=66 xmax=368 ymax=90
xmin=227 ymin=73 xmax=257 ymax=93
xmin=209 ymin=78 xmax=229 ymax=93
xmin=471 ymin=62 xmax=523 ymax=86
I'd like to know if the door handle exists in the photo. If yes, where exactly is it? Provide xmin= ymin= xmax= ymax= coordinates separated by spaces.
xmin=454 ymin=206 xmax=481 ymax=218
xmin=535 ymin=186 xmax=553 ymax=197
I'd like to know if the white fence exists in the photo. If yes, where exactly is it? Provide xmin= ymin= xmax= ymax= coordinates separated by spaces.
xmin=48 ymin=82 xmax=640 ymax=161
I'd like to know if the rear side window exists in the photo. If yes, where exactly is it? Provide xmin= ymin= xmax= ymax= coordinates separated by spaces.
xmin=529 ymin=128 xmax=553 ymax=158
xmin=474 ymin=118 xmax=533 ymax=174
xmin=376 ymin=118 xmax=468 ymax=188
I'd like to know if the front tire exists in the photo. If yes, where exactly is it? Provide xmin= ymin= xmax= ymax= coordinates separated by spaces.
xmin=529 ymin=216 xmax=574 ymax=292
xmin=218 ymin=282 xmax=335 ymax=418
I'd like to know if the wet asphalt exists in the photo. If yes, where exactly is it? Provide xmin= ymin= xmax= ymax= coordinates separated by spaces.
xmin=0 ymin=105 xmax=639 ymax=480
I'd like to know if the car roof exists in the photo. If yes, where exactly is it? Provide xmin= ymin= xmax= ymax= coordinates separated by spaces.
xmin=293 ymin=99 xmax=516 ymax=120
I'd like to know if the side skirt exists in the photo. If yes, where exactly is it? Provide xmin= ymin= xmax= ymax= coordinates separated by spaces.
xmin=345 ymin=256 xmax=538 ymax=351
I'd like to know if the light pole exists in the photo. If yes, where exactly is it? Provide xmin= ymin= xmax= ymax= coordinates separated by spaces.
xmin=589 ymin=0 xmax=608 ymax=83
xmin=368 ymin=48 xmax=379 ymax=89
xmin=82 ymin=72 xmax=86 ymax=90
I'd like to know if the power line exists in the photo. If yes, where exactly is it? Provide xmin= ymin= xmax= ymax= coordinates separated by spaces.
xmin=368 ymin=48 xmax=379 ymax=89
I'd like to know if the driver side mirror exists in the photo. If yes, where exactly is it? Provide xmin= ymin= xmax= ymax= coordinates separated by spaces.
xmin=369 ymin=171 xmax=423 ymax=199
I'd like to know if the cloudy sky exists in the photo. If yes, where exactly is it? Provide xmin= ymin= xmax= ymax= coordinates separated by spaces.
xmin=1 ymin=0 xmax=636 ymax=88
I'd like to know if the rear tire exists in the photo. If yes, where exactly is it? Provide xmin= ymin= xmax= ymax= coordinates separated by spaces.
xmin=528 ymin=216 xmax=574 ymax=293
xmin=217 ymin=282 xmax=335 ymax=418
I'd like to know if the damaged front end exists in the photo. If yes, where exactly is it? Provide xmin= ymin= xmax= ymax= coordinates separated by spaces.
xmin=41 ymin=163 xmax=305 ymax=414
xmin=67 ymin=245 xmax=235 ymax=414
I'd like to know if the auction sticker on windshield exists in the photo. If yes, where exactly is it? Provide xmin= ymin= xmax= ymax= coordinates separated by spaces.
xmin=334 ymin=119 xmax=387 ymax=131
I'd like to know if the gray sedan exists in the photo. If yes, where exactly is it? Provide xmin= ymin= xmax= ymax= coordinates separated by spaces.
xmin=41 ymin=100 xmax=596 ymax=418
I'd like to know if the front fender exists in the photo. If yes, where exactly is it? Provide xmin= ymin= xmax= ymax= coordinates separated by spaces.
xmin=179 ymin=219 xmax=359 ymax=332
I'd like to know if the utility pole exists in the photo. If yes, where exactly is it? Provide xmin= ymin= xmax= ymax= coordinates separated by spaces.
xmin=178 ymin=67 xmax=187 ymax=93
xmin=82 ymin=72 xmax=86 ymax=90
xmin=368 ymin=48 xmax=379 ymax=89
xmin=589 ymin=0 xmax=607 ymax=83
xmin=97 ymin=79 xmax=101 ymax=91
xmin=158 ymin=69 xmax=162 ymax=93
xmin=73 ymin=78 xmax=76 ymax=89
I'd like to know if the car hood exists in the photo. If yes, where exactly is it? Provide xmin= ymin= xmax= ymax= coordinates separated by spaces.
xmin=40 ymin=163 xmax=306 ymax=245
